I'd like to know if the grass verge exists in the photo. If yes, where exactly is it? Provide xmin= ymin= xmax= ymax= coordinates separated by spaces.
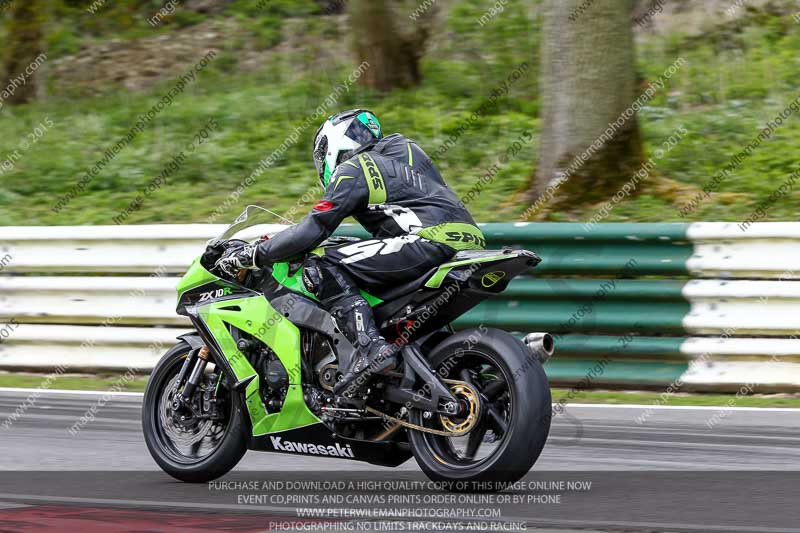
xmin=3 ymin=3 xmax=800 ymax=225
xmin=0 ymin=372 xmax=149 ymax=393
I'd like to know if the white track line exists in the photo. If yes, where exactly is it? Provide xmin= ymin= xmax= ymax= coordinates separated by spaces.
xmin=562 ymin=403 xmax=800 ymax=412
xmin=0 ymin=502 xmax=29 ymax=510
xmin=2 ymin=387 xmax=800 ymax=412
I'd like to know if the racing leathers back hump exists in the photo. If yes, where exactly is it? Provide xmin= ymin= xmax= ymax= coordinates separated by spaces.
xmin=347 ymin=134 xmax=485 ymax=250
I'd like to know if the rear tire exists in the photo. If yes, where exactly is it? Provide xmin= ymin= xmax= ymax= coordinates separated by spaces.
xmin=408 ymin=328 xmax=551 ymax=490
xmin=142 ymin=342 xmax=247 ymax=483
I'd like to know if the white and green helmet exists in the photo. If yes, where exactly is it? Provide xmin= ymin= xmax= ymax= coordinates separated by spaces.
xmin=313 ymin=109 xmax=382 ymax=188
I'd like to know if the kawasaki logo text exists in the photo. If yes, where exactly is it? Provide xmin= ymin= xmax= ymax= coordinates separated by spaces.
xmin=270 ymin=436 xmax=355 ymax=458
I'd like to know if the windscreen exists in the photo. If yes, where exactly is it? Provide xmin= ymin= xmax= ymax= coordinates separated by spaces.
xmin=216 ymin=205 xmax=291 ymax=242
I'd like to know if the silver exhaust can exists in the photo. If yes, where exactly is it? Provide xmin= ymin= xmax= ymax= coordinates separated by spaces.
xmin=523 ymin=332 xmax=554 ymax=363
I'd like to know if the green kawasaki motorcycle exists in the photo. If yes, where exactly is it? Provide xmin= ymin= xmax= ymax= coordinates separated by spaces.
xmin=143 ymin=206 xmax=554 ymax=488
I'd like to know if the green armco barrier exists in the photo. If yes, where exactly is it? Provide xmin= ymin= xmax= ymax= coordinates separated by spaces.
xmin=553 ymin=335 xmax=685 ymax=360
xmin=466 ymin=223 xmax=692 ymax=275
xmin=3 ymin=222 xmax=799 ymax=391
xmin=468 ymin=222 xmax=691 ymax=242
xmin=455 ymin=299 xmax=690 ymax=334
xmin=500 ymin=279 xmax=687 ymax=301
xmin=513 ymin=334 xmax=686 ymax=360
xmin=544 ymin=359 xmax=689 ymax=387
xmin=334 ymin=222 xmax=800 ymax=391
xmin=336 ymin=222 xmax=691 ymax=242
xmin=454 ymin=278 xmax=692 ymax=335
xmin=336 ymin=223 xmax=694 ymax=275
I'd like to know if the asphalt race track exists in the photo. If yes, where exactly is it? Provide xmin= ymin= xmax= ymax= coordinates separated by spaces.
xmin=0 ymin=388 xmax=798 ymax=532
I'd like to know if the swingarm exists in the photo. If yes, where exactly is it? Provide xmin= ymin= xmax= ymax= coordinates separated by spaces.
xmin=382 ymin=344 xmax=461 ymax=417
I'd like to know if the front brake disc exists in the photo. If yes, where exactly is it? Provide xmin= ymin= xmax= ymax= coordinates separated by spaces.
xmin=159 ymin=375 xmax=213 ymax=446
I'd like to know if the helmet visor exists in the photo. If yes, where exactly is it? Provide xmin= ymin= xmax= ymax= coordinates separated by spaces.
xmin=344 ymin=118 xmax=379 ymax=146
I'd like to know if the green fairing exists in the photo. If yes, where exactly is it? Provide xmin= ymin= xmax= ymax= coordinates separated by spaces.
xmin=176 ymin=257 xmax=219 ymax=297
xmin=425 ymin=254 xmax=511 ymax=288
xmin=180 ymin=257 xmax=382 ymax=435
xmin=271 ymin=262 xmax=317 ymax=300
xmin=361 ymin=291 xmax=383 ymax=307
xmin=271 ymin=261 xmax=383 ymax=306
xmin=197 ymin=296 xmax=320 ymax=436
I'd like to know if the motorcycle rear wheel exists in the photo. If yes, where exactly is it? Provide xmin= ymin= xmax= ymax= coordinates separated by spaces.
xmin=408 ymin=328 xmax=551 ymax=490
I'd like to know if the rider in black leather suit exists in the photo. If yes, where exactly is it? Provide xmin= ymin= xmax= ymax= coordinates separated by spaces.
xmin=217 ymin=109 xmax=485 ymax=396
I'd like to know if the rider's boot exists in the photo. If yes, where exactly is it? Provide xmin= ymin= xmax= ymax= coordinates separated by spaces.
xmin=331 ymin=295 xmax=397 ymax=397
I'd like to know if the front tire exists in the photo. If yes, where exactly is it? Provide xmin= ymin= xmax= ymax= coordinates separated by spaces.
xmin=408 ymin=328 xmax=551 ymax=490
xmin=142 ymin=342 xmax=247 ymax=483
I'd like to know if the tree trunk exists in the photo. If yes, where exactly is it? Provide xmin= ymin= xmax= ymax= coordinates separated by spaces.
xmin=528 ymin=0 xmax=644 ymax=217
xmin=348 ymin=0 xmax=435 ymax=91
xmin=4 ymin=0 xmax=46 ymax=106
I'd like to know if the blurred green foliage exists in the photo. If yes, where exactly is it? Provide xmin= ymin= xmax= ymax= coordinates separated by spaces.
xmin=0 ymin=1 xmax=798 ymax=225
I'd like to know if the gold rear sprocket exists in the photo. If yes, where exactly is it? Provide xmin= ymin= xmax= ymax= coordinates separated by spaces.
xmin=366 ymin=379 xmax=482 ymax=437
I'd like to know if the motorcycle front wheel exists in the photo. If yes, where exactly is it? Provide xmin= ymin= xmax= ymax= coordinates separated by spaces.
xmin=408 ymin=328 xmax=551 ymax=490
xmin=142 ymin=341 xmax=247 ymax=482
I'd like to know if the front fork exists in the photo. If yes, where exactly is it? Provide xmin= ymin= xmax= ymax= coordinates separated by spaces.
xmin=173 ymin=346 xmax=210 ymax=414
